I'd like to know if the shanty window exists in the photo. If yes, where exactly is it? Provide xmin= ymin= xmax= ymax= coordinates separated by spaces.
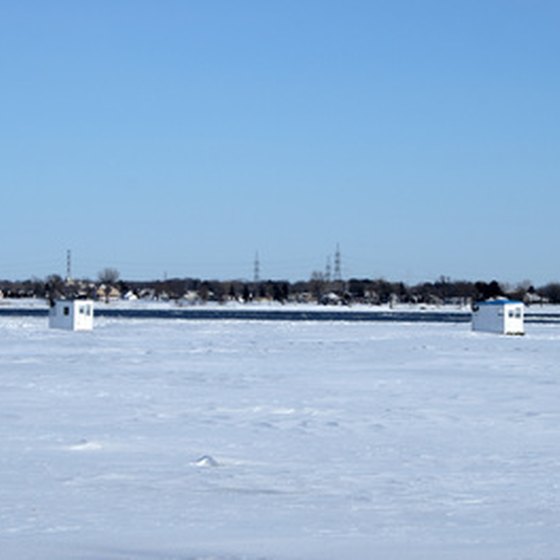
xmin=63 ymin=306 xmax=70 ymax=316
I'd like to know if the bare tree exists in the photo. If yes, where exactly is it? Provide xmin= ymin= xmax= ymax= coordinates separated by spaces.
xmin=98 ymin=267 xmax=120 ymax=302
xmin=98 ymin=268 xmax=120 ymax=284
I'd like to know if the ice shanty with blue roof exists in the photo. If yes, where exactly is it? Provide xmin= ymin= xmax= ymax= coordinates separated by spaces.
xmin=471 ymin=299 xmax=524 ymax=335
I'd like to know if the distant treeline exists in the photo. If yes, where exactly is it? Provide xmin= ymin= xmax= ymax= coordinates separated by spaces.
xmin=1 ymin=274 xmax=560 ymax=305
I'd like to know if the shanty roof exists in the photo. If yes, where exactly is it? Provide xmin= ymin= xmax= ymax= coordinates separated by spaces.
xmin=477 ymin=299 xmax=523 ymax=306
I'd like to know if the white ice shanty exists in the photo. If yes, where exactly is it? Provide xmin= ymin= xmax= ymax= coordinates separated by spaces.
xmin=48 ymin=299 xmax=94 ymax=331
xmin=471 ymin=299 xmax=524 ymax=335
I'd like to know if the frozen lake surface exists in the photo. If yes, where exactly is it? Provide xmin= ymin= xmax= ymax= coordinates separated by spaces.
xmin=1 ymin=317 xmax=560 ymax=559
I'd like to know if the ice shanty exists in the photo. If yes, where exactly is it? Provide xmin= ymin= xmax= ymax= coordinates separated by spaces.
xmin=471 ymin=299 xmax=524 ymax=335
xmin=49 ymin=300 xmax=94 ymax=331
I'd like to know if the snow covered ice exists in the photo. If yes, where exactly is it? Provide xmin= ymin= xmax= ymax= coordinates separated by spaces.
xmin=1 ymin=316 xmax=560 ymax=559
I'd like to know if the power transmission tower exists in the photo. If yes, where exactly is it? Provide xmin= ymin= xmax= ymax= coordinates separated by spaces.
xmin=333 ymin=244 xmax=342 ymax=282
xmin=66 ymin=249 xmax=72 ymax=283
xmin=325 ymin=255 xmax=332 ymax=283
xmin=253 ymin=252 xmax=260 ymax=284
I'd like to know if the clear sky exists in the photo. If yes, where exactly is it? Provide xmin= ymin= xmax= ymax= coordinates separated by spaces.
xmin=1 ymin=1 xmax=559 ymax=284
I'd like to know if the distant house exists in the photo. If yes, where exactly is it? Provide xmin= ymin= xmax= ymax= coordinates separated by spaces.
xmin=49 ymin=300 xmax=94 ymax=331
xmin=320 ymin=292 xmax=342 ymax=305
xmin=96 ymin=284 xmax=121 ymax=302
xmin=471 ymin=299 xmax=524 ymax=335
xmin=523 ymin=291 xmax=547 ymax=306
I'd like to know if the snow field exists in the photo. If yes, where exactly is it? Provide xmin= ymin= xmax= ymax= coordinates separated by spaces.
xmin=1 ymin=318 xmax=560 ymax=559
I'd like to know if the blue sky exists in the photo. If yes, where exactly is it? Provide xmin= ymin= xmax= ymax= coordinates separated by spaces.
xmin=1 ymin=1 xmax=559 ymax=284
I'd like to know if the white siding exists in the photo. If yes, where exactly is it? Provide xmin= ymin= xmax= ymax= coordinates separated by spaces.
xmin=472 ymin=302 xmax=524 ymax=335
xmin=49 ymin=300 xmax=94 ymax=331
